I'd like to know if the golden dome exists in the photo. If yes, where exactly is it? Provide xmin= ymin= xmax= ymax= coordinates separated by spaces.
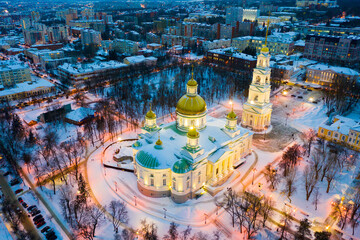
xmin=187 ymin=127 xmax=199 ymax=138
xmin=187 ymin=78 xmax=198 ymax=87
xmin=146 ymin=109 xmax=156 ymax=119
xmin=227 ymin=110 xmax=237 ymax=119
xmin=176 ymin=94 xmax=207 ymax=115
xmin=155 ymin=138 xmax=162 ymax=145
xmin=261 ymin=46 xmax=269 ymax=53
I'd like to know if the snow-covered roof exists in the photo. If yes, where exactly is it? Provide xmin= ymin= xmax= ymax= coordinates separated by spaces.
xmin=133 ymin=117 xmax=252 ymax=170
xmin=307 ymin=64 xmax=359 ymax=76
xmin=209 ymin=47 xmax=256 ymax=61
xmin=320 ymin=115 xmax=358 ymax=135
xmin=0 ymin=60 xmax=29 ymax=72
xmin=65 ymin=107 xmax=95 ymax=122
xmin=58 ymin=61 xmax=127 ymax=74
xmin=0 ymin=78 xmax=54 ymax=97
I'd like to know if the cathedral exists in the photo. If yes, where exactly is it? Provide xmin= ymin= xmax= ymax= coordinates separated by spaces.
xmin=132 ymin=38 xmax=272 ymax=203
xmin=132 ymin=71 xmax=253 ymax=203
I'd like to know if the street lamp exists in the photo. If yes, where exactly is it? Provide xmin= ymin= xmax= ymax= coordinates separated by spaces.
xmin=163 ymin=208 xmax=167 ymax=218
xmin=204 ymin=213 xmax=208 ymax=224
xmin=134 ymin=196 xmax=137 ymax=206
xmin=252 ymin=168 xmax=257 ymax=185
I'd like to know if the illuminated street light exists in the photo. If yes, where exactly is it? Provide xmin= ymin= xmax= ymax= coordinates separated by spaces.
xmin=309 ymin=97 xmax=314 ymax=102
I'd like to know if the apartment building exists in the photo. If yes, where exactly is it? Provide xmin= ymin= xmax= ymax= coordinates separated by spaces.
xmin=81 ymin=29 xmax=102 ymax=46
xmin=304 ymin=34 xmax=360 ymax=64
xmin=0 ymin=61 xmax=31 ymax=87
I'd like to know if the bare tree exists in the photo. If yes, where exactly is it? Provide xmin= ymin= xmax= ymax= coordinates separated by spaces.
xmin=279 ymin=208 xmax=292 ymax=240
xmin=281 ymin=168 xmax=297 ymax=203
xmin=109 ymin=200 xmax=129 ymax=233
xmin=139 ymin=219 xmax=158 ymax=240
xmin=88 ymin=205 xmax=105 ymax=237
xmin=312 ymin=187 xmax=321 ymax=211
xmin=304 ymin=165 xmax=318 ymax=201
xmin=310 ymin=148 xmax=323 ymax=181
xmin=303 ymin=128 xmax=316 ymax=157
xmin=325 ymin=163 xmax=337 ymax=193
xmin=331 ymin=199 xmax=351 ymax=230
xmin=180 ymin=226 xmax=192 ymax=240
xmin=218 ymin=188 xmax=239 ymax=228
xmin=264 ymin=165 xmax=280 ymax=191
xmin=261 ymin=196 xmax=274 ymax=227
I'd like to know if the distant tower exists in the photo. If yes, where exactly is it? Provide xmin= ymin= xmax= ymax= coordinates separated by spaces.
xmin=241 ymin=18 xmax=272 ymax=132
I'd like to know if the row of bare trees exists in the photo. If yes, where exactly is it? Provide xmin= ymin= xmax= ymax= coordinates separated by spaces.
xmin=218 ymin=188 xmax=274 ymax=239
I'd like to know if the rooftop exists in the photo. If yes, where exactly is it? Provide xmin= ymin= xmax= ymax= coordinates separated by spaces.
xmin=133 ymin=116 xmax=252 ymax=170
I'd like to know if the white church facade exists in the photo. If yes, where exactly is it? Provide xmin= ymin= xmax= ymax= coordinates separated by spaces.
xmin=132 ymin=72 xmax=253 ymax=203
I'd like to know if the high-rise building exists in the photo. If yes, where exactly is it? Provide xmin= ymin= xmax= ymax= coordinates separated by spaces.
xmin=48 ymin=25 xmax=70 ymax=43
xmin=242 ymin=44 xmax=272 ymax=131
xmin=81 ymin=8 xmax=95 ymax=20
xmin=24 ymin=29 xmax=46 ymax=46
xmin=80 ymin=29 xmax=102 ymax=46
xmin=31 ymin=11 xmax=40 ymax=23
xmin=225 ymin=7 xmax=243 ymax=25
xmin=243 ymin=8 xmax=260 ymax=22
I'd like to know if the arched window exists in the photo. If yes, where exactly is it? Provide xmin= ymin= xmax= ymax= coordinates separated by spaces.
xmin=150 ymin=174 xmax=154 ymax=186
xmin=256 ymin=76 xmax=260 ymax=84
xmin=186 ymin=176 xmax=190 ymax=189
xmin=198 ymin=172 xmax=201 ymax=183
xmin=254 ymin=95 xmax=258 ymax=102
xmin=172 ymin=178 xmax=176 ymax=190
xmin=162 ymin=174 xmax=167 ymax=186
xmin=265 ymin=77 xmax=269 ymax=83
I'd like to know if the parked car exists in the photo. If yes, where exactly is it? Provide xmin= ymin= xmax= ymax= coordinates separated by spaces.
xmin=3 ymin=171 xmax=10 ymax=176
xmin=307 ymin=89 xmax=312 ymax=91
xmin=45 ymin=230 xmax=55 ymax=238
xmin=10 ymin=178 xmax=21 ymax=186
xmin=47 ymin=235 xmax=57 ymax=240
xmin=297 ymin=96 xmax=303 ymax=99
xmin=27 ymin=205 xmax=36 ymax=211
xmin=33 ymin=214 xmax=43 ymax=222
xmin=41 ymin=226 xmax=51 ymax=233
xmin=34 ymin=217 xmax=44 ymax=225
xmin=36 ymin=220 xmax=46 ymax=228
xmin=31 ymin=209 xmax=41 ymax=216
xmin=18 ymin=197 xmax=23 ymax=203
xmin=291 ymin=94 xmax=296 ymax=97
xmin=15 ymin=189 xmax=23 ymax=194
xmin=22 ymin=202 xmax=28 ymax=208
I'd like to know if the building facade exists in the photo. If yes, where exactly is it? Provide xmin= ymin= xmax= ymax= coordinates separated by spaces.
xmin=205 ymin=47 xmax=256 ymax=71
xmin=242 ymin=46 xmax=273 ymax=131
xmin=132 ymin=73 xmax=253 ymax=203
xmin=318 ymin=116 xmax=360 ymax=152
xmin=0 ymin=61 xmax=31 ymax=87
xmin=306 ymin=64 xmax=359 ymax=87
xmin=81 ymin=29 xmax=102 ymax=46
xmin=304 ymin=34 xmax=360 ymax=64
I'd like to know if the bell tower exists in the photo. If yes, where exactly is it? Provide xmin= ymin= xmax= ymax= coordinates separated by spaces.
xmin=241 ymin=18 xmax=272 ymax=132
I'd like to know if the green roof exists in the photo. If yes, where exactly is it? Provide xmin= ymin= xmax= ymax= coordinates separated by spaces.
xmin=172 ymin=159 xmax=192 ymax=174
xmin=137 ymin=150 xmax=160 ymax=169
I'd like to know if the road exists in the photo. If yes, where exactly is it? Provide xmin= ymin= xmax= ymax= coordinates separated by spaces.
xmin=0 ymin=173 xmax=42 ymax=240
xmin=18 ymin=168 xmax=74 ymax=240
